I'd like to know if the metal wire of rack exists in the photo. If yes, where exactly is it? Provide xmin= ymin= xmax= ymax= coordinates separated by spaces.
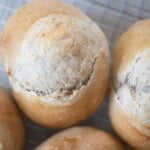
xmin=0 ymin=0 xmax=149 ymax=149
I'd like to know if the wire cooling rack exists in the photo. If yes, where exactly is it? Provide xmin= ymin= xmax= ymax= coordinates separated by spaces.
xmin=0 ymin=0 xmax=149 ymax=149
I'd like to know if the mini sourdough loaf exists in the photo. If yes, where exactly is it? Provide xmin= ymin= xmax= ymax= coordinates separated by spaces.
xmin=109 ymin=20 xmax=150 ymax=149
xmin=35 ymin=126 xmax=124 ymax=150
xmin=0 ymin=0 xmax=109 ymax=128
xmin=0 ymin=87 xmax=24 ymax=150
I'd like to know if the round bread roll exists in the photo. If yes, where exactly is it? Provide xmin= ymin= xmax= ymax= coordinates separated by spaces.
xmin=35 ymin=126 xmax=124 ymax=150
xmin=109 ymin=19 xmax=150 ymax=149
xmin=0 ymin=87 xmax=24 ymax=150
xmin=0 ymin=0 xmax=109 ymax=128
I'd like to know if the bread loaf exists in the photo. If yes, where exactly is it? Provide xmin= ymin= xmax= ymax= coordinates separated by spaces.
xmin=35 ymin=126 xmax=124 ymax=150
xmin=109 ymin=19 xmax=150 ymax=149
xmin=0 ymin=0 xmax=110 ymax=128
xmin=0 ymin=87 xmax=24 ymax=150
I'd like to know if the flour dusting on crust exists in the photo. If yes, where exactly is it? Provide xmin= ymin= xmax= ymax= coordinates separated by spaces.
xmin=11 ymin=14 xmax=105 ymax=102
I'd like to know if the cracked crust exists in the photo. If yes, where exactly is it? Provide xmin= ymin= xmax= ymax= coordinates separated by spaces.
xmin=35 ymin=126 xmax=124 ymax=150
xmin=0 ymin=87 xmax=24 ymax=150
xmin=0 ymin=0 xmax=109 ymax=127
xmin=10 ymin=14 xmax=106 ymax=102
xmin=110 ymin=19 xmax=150 ymax=149
xmin=13 ymin=51 xmax=109 ymax=127
xmin=113 ymin=19 xmax=150 ymax=76
xmin=114 ymin=50 xmax=150 ymax=134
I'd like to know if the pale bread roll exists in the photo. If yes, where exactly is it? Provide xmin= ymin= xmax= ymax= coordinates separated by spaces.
xmin=109 ymin=20 xmax=150 ymax=149
xmin=35 ymin=126 xmax=124 ymax=150
xmin=0 ymin=87 xmax=24 ymax=150
xmin=0 ymin=0 xmax=109 ymax=128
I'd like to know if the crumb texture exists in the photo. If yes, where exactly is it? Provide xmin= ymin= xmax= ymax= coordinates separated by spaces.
xmin=12 ymin=14 xmax=105 ymax=102
xmin=115 ymin=49 xmax=150 ymax=135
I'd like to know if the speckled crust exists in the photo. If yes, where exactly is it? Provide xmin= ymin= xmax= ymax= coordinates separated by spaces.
xmin=109 ymin=19 xmax=150 ymax=149
xmin=0 ymin=87 xmax=24 ymax=150
xmin=0 ymin=0 xmax=109 ymax=128
xmin=35 ymin=126 xmax=124 ymax=150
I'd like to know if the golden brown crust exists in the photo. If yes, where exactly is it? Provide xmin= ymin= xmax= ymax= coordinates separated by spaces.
xmin=109 ymin=89 xmax=150 ymax=150
xmin=13 ymin=52 xmax=109 ymax=128
xmin=0 ymin=87 xmax=24 ymax=150
xmin=35 ymin=126 xmax=124 ymax=150
xmin=113 ymin=19 xmax=150 ymax=77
